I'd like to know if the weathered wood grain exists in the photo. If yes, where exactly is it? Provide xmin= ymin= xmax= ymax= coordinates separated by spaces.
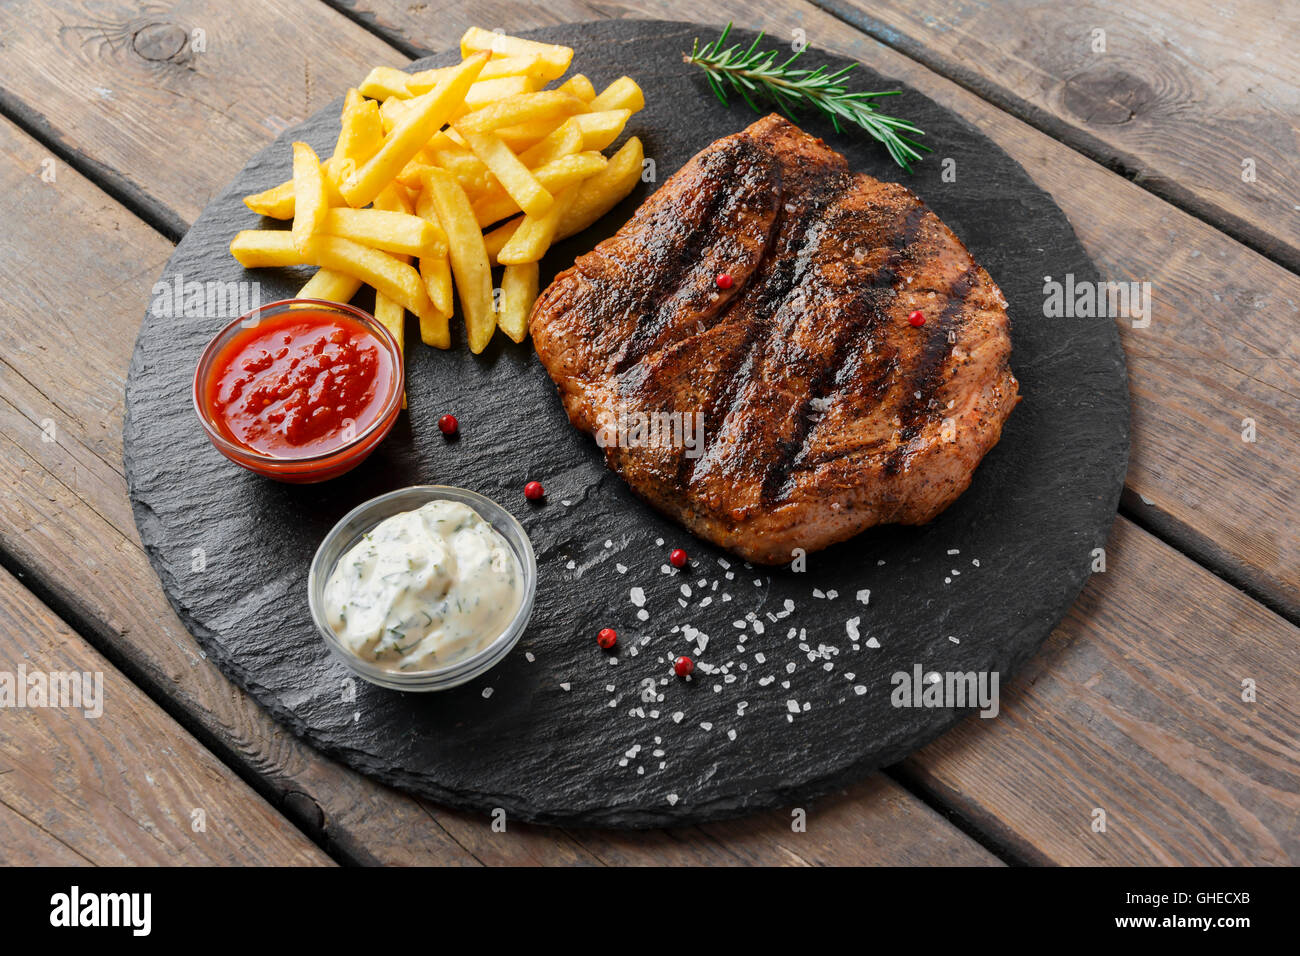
xmin=902 ymin=517 xmax=1300 ymax=865
xmin=0 ymin=100 xmax=996 ymax=861
xmin=0 ymin=564 xmax=332 ymax=866
xmin=1 ymin=0 xmax=1294 ymax=862
xmin=0 ymin=0 xmax=396 ymax=229
xmin=811 ymin=0 xmax=1300 ymax=272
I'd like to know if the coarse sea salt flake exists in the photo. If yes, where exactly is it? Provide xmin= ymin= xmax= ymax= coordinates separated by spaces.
xmin=857 ymin=589 xmax=870 ymax=604
xmin=482 ymin=687 xmax=494 ymax=699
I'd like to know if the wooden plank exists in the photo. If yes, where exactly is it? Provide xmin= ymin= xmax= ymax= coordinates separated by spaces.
xmin=0 ymin=0 xmax=398 ymax=228
xmin=337 ymin=0 xmax=1300 ymax=621
xmin=0 ymin=89 xmax=993 ymax=865
xmin=811 ymin=0 xmax=1300 ymax=272
xmin=0 ymin=564 xmax=332 ymax=866
xmin=902 ymin=517 xmax=1300 ymax=865
xmin=6 ymin=0 xmax=1292 ymax=862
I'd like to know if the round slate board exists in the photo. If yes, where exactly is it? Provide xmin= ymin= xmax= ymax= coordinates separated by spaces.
xmin=125 ymin=20 xmax=1128 ymax=827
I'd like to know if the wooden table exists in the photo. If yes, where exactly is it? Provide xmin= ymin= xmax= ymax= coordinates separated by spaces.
xmin=1 ymin=0 xmax=1295 ymax=866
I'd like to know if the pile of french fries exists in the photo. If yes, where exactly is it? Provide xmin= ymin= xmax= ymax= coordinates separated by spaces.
xmin=229 ymin=26 xmax=645 ymax=375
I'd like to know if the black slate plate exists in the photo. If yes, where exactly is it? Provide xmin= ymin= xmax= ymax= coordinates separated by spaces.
xmin=124 ymin=20 xmax=1128 ymax=827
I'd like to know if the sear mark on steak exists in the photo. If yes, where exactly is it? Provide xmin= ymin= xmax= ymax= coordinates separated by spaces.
xmin=529 ymin=115 xmax=1020 ymax=565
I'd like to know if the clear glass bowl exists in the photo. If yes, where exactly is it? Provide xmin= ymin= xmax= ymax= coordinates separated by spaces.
xmin=307 ymin=485 xmax=537 ymax=692
xmin=193 ymin=298 xmax=404 ymax=483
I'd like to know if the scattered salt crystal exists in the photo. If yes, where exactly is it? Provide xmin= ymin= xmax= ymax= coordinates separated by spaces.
xmin=786 ymin=700 xmax=800 ymax=714
xmin=846 ymin=616 xmax=861 ymax=640
xmin=826 ymin=589 xmax=838 ymax=599
xmin=680 ymin=584 xmax=692 ymax=597
xmin=853 ymin=685 xmax=866 ymax=695
xmin=948 ymin=635 xmax=960 ymax=644
xmin=525 ymin=652 xmax=535 ymax=662
xmin=616 ymin=563 xmax=627 ymax=574
xmin=700 ymin=721 xmax=713 ymax=731
xmin=630 ymin=587 xmax=646 ymax=607
xmin=667 ymin=793 xmax=679 ymax=805
xmin=947 ymin=549 xmax=960 ymax=555
xmin=866 ymin=637 xmax=880 ymax=649
xmin=482 ymin=687 xmax=494 ymax=699
xmin=857 ymin=589 xmax=870 ymax=604
xmin=727 ymin=729 xmax=737 ymax=741
xmin=637 ymin=609 xmax=649 ymax=621
xmin=813 ymin=588 xmax=826 ymax=599
xmin=672 ymin=712 xmax=684 ymax=723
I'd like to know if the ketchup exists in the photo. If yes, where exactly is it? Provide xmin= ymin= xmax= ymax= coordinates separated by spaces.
xmin=205 ymin=309 xmax=394 ymax=458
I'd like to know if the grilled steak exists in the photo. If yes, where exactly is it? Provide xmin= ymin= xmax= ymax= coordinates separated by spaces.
xmin=529 ymin=115 xmax=1019 ymax=564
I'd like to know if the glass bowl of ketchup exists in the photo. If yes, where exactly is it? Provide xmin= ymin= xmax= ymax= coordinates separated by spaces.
xmin=193 ymin=298 xmax=404 ymax=483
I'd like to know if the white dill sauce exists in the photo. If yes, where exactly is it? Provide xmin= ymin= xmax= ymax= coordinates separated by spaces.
xmin=323 ymin=500 xmax=523 ymax=672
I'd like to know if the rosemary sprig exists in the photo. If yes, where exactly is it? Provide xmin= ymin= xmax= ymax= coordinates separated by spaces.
xmin=684 ymin=23 xmax=931 ymax=172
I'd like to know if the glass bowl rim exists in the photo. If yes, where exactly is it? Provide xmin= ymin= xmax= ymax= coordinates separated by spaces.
xmin=192 ymin=297 xmax=404 ymax=467
xmin=306 ymin=485 xmax=538 ymax=691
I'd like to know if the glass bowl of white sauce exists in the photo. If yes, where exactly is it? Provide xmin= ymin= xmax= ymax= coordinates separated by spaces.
xmin=308 ymin=485 xmax=537 ymax=691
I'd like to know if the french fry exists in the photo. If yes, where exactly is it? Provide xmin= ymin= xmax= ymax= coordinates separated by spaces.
xmin=413 ymin=188 xmax=454 ymax=316
xmin=379 ymin=95 xmax=413 ymax=134
xmin=425 ymin=132 xmax=494 ymax=194
xmin=459 ymin=26 xmax=573 ymax=78
xmin=341 ymin=52 xmax=488 ymax=208
xmin=334 ymin=92 xmax=384 ymax=166
xmin=483 ymin=216 xmax=521 ymax=267
xmin=407 ymin=53 xmax=552 ymax=94
xmin=242 ymin=97 xmax=379 ymax=220
xmin=291 ymin=142 xmax=328 ymax=252
xmin=557 ymin=136 xmax=644 ymax=240
xmin=458 ymin=129 xmax=553 ymax=217
xmin=422 ymin=167 xmax=495 ymax=353
xmin=497 ymin=186 xmax=573 ymax=264
xmin=320 ymin=208 xmax=447 ymax=257
xmin=462 ymin=75 xmax=534 ymax=110
xmin=556 ymin=74 xmax=596 ymax=103
xmin=498 ymin=261 xmax=538 ymax=343
xmin=359 ymin=66 xmax=414 ymax=100
xmin=589 ymin=76 xmax=645 ymax=113
xmin=372 ymin=291 xmax=409 ymax=407
xmin=396 ymin=159 xmax=435 ymax=190
xmin=305 ymin=235 xmax=433 ymax=317
xmin=298 ymin=268 xmax=362 ymax=303
xmin=373 ymin=181 xmax=413 ymax=215
xmin=243 ymin=180 xmax=295 ymax=219
xmin=454 ymin=91 xmax=585 ymax=134
xmin=471 ymin=151 xmax=606 ymax=227
xmin=493 ymin=115 xmax=567 ymax=150
xmin=518 ymin=118 xmax=582 ymax=168
xmin=230 ymin=229 xmax=312 ymax=268
xmin=572 ymin=109 xmax=631 ymax=151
